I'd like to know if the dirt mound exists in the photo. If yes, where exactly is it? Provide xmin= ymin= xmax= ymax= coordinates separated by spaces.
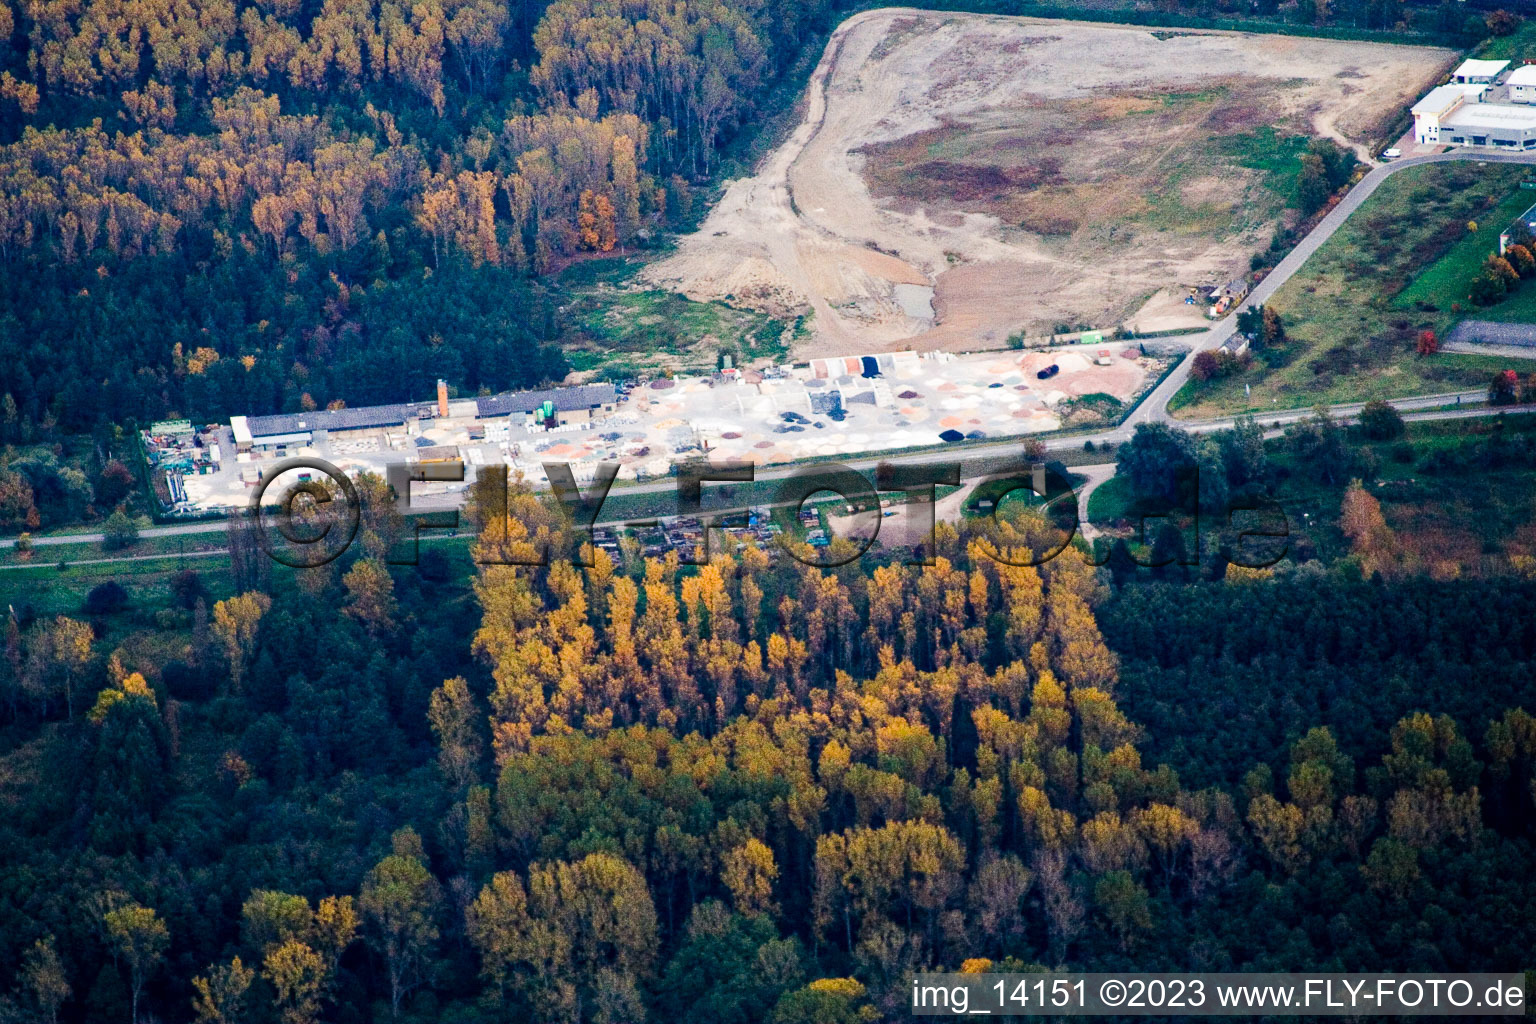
xmin=642 ymin=7 xmax=1454 ymax=358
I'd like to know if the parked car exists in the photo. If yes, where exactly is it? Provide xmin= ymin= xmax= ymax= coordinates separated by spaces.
xmin=1036 ymin=364 xmax=1060 ymax=380
xmin=1382 ymin=147 xmax=1401 ymax=160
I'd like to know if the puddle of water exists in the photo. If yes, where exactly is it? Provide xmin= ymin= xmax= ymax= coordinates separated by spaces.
xmin=893 ymin=283 xmax=935 ymax=320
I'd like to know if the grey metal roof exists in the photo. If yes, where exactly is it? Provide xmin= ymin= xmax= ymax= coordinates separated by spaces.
xmin=242 ymin=382 xmax=618 ymax=440
xmin=245 ymin=403 xmax=415 ymax=438
xmin=475 ymin=383 xmax=617 ymax=418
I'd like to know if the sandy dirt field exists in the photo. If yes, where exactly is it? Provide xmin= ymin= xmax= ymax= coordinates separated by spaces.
xmin=826 ymin=480 xmax=982 ymax=551
xmin=642 ymin=8 xmax=1454 ymax=358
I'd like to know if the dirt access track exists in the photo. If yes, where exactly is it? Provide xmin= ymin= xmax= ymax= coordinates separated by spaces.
xmin=642 ymin=8 xmax=1453 ymax=358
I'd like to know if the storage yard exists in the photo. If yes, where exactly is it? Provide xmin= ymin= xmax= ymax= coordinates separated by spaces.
xmin=143 ymin=344 xmax=1156 ymax=516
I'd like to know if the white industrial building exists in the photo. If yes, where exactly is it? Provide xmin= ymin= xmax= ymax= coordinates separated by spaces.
xmin=1441 ymin=103 xmax=1536 ymax=149
xmin=1412 ymin=85 xmax=1468 ymax=144
xmin=229 ymin=382 xmax=619 ymax=454
xmin=1510 ymin=64 xmax=1536 ymax=104
xmin=1452 ymin=58 xmax=1509 ymax=84
xmin=1412 ymin=81 xmax=1536 ymax=149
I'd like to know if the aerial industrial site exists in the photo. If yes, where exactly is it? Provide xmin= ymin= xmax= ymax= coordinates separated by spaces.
xmin=145 ymin=343 xmax=1158 ymax=516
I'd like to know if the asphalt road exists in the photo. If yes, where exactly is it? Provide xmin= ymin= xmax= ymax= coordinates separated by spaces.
xmin=11 ymin=391 xmax=1527 ymax=557
xmin=1447 ymin=319 xmax=1536 ymax=348
xmin=1128 ymin=149 xmax=1536 ymax=430
xmin=11 ymin=149 xmax=1536 ymax=560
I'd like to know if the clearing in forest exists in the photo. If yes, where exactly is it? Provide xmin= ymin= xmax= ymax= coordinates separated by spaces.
xmin=643 ymin=7 xmax=1454 ymax=358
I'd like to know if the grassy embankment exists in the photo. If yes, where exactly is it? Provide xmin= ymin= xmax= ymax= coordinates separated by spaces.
xmin=1265 ymin=413 xmax=1536 ymax=570
xmin=1172 ymin=163 xmax=1536 ymax=418
xmin=555 ymin=255 xmax=801 ymax=377
xmin=1086 ymin=411 xmax=1536 ymax=574
xmin=1475 ymin=18 xmax=1536 ymax=61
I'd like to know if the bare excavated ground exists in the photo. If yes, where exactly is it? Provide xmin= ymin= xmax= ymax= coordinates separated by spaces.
xmin=642 ymin=8 xmax=1454 ymax=358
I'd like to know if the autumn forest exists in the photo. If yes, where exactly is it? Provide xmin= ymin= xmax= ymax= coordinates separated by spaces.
xmin=0 ymin=0 xmax=832 ymax=441
xmin=2 ymin=0 xmax=1536 ymax=1017
xmin=0 ymin=464 xmax=1530 ymax=1023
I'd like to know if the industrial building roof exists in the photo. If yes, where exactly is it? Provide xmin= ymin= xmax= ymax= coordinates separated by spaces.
xmin=1442 ymin=102 xmax=1536 ymax=129
xmin=245 ymin=403 xmax=416 ymax=439
xmin=239 ymin=383 xmax=619 ymax=441
xmin=149 ymin=419 xmax=194 ymax=435
xmin=1510 ymin=65 xmax=1536 ymax=86
xmin=1412 ymin=85 xmax=1467 ymax=115
xmin=474 ymin=383 xmax=617 ymax=418
xmin=1454 ymin=58 xmax=1510 ymax=80
xmin=247 ymin=431 xmax=315 ymax=448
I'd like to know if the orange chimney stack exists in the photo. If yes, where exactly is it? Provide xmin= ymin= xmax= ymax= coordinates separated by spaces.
xmin=436 ymin=378 xmax=449 ymax=417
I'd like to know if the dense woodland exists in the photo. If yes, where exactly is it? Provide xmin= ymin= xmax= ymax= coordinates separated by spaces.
xmin=0 ymin=0 xmax=1514 ymax=535
xmin=1 ymin=0 xmax=1535 ymax=1016
xmin=0 ymin=464 xmax=1532 ymax=1022
xmin=0 ymin=0 xmax=837 ymax=443
xmin=0 ymin=0 xmax=1510 ymax=450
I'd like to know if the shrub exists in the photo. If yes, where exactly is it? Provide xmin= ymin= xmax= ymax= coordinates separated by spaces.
xmin=1354 ymin=447 xmax=1382 ymax=483
xmin=1470 ymin=272 xmax=1507 ymax=306
xmin=1358 ymin=400 xmax=1405 ymax=440
xmin=1260 ymin=307 xmax=1286 ymax=349
xmin=1490 ymin=369 xmax=1520 ymax=406
xmin=95 ymin=459 xmax=135 ymax=507
xmin=1486 ymin=8 xmax=1522 ymax=35
xmin=1191 ymin=349 xmax=1239 ymax=381
xmin=84 ymin=581 xmax=129 ymax=614
xmin=102 ymin=506 xmax=139 ymax=551
xmin=1419 ymin=448 xmax=1465 ymax=474
xmin=1507 ymin=244 xmax=1536 ymax=278
xmin=1488 ymin=254 xmax=1519 ymax=284
xmin=169 ymin=569 xmax=208 ymax=609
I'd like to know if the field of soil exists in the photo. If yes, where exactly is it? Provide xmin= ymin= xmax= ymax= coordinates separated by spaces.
xmin=642 ymin=8 xmax=1454 ymax=359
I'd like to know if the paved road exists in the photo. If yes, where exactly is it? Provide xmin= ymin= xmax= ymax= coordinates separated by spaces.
xmin=1071 ymin=464 xmax=1117 ymax=542
xmin=12 ymin=150 xmax=1536 ymax=563
xmin=1129 ymin=149 xmax=1536 ymax=428
xmin=1447 ymin=319 xmax=1536 ymax=348
xmin=0 ymin=521 xmax=244 ymax=550
xmin=1445 ymin=319 xmax=1536 ymax=360
xmin=1170 ymin=388 xmax=1491 ymax=435
xmin=0 ymin=548 xmax=231 ymax=571
xmin=15 ymin=390 xmax=1525 ymax=560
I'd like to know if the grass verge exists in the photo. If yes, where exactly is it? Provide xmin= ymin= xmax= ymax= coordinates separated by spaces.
xmin=1172 ymin=162 xmax=1536 ymax=418
xmin=556 ymin=255 xmax=797 ymax=376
